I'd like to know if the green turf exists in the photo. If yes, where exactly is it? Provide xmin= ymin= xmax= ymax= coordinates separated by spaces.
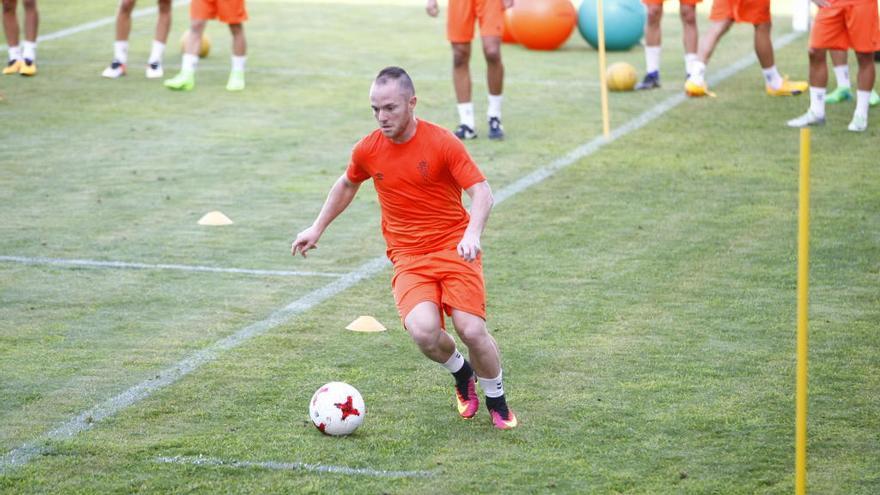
xmin=1 ymin=0 xmax=878 ymax=493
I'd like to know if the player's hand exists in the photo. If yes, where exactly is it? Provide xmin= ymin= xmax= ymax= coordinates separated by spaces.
xmin=426 ymin=0 xmax=439 ymax=17
xmin=503 ymin=0 xmax=514 ymax=9
xmin=291 ymin=226 xmax=322 ymax=258
xmin=457 ymin=233 xmax=482 ymax=262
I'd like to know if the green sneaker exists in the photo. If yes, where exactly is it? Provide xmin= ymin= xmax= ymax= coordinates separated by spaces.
xmin=870 ymin=90 xmax=880 ymax=107
xmin=825 ymin=86 xmax=852 ymax=104
xmin=226 ymin=69 xmax=245 ymax=91
xmin=164 ymin=69 xmax=195 ymax=91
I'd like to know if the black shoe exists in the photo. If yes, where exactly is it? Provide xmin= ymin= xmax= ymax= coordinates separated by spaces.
xmin=488 ymin=117 xmax=504 ymax=140
xmin=635 ymin=71 xmax=661 ymax=90
xmin=454 ymin=124 xmax=477 ymax=140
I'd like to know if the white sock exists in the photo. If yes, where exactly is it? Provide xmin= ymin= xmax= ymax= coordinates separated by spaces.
xmin=477 ymin=371 xmax=504 ymax=399
xmin=440 ymin=349 xmax=465 ymax=373
xmin=113 ymin=41 xmax=129 ymax=64
xmin=457 ymin=102 xmax=475 ymax=129
xmin=181 ymin=53 xmax=199 ymax=72
xmin=231 ymin=55 xmax=247 ymax=72
xmin=762 ymin=65 xmax=783 ymax=90
xmin=855 ymin=90 xmax=870 ymax=118
xmin=684 ymin=53 xmax=698 ymax=76
xmin=22 ymin=41 xmax=36 ymax=62
xmin=833 ymin=64 xmax=850 ymax=89
xmin=810 ymin=86 xmax=826 ymax=118
xmin=487 ymin=94 xmax=502 ymax=119
xmin=645 ymin=45 xmax=661 ymax=74
xmin=148 ymin=40 xmax=165 ymax=65
xmin=8 ymin=45 xmax=21 ymax=62
xmin=690 ymin=61 xmax=706 ymax=85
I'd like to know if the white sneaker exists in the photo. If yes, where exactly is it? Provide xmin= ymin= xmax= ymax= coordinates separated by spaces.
xmin=847 ymin=113 xmax=867 ymax=132
xmin=145 ymin=61 xmax=164 ymax=79
xmin=101 ymin=61 xmax=126 ymax=79
xmin=786 ymin=110 xmax=825 ymax=128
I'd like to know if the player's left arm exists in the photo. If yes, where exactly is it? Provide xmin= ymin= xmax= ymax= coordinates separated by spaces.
xmin=459 ymin=180 xmax=494 ymax=262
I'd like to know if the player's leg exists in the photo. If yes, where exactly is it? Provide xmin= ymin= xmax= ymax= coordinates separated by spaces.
xmin=685 ymin=18 xmax=731 ymax=96
xmin=481 ymin=35 xmax=505 ymax=139
xmin=787 ymin=47 xmax=828 ymax=127
xmin=826 ymin=50 xmax=852 ymax=102
xmin=226 ymin=22 xmax=246 ymax=91
xmin=16 ymin=0 xmax=35 ymax=75
xmin=145 ymin=0 xmax=173 ymax=78
xmin=164 ymin=18 xmax=205 ymax=90
xmin=680 ymin=3 xmax=698 ymax=77
xmin=2 ymin=0 xmax=23 ymax=74
xmin=103 ymin=0 xmax=137 ymax=78
xmin=452 ymin=42 xmax=477 ymax=138
xmin=636 ymin=1 xmax=663 ymax=90
xmin=847 ymin=51 xmax=875 ymax=131
xmin=756 ymin=21 xmax=807 ymax=95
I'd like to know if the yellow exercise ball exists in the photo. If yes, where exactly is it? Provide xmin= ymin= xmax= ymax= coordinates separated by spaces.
xmin=180 ymin=30 xmax=211 ymax=58
xmin=606 ymin=62 xmax=637 ymax=91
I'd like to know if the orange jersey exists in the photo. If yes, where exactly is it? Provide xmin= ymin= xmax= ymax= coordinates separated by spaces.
xmin=191 ymin=0 xmax=248 ymax=24
xmin=347 ymin=119 xmax=486 ymax=262
xmin=810 ymin=0 xmax=880 ymax=52
xmin=709 ymin=0 xmax=770 ymax=24
xmin=447 ymin=0 xmax=505 ymax=42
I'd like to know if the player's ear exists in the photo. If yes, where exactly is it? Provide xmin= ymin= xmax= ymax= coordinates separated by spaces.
xmin=409 ymin=95 xmax=417 ymax=109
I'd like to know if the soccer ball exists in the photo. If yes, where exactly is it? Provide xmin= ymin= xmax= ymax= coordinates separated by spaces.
xmin=180 ymin=30 xmax=211 ymax=58
xmin=309 ymin=382 xmax=365 ymax=436
xmin=606 ymin=62 xmax=637 ymax=91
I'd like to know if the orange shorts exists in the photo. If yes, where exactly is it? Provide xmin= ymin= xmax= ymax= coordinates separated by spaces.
xmin=447 ymin=0 xmax=505 ymax=43
xmin=391 ymin=249 xmax=487 ymax=327
xmin=191 ymin=0 xmax=248 ymax=24
xmin=709 ymin=0 xmax=770 ymax=25
xmin=810 ymin=2 xmax=880 ymax=53
xmin=643 ymin=0 xmax=701 ymax=6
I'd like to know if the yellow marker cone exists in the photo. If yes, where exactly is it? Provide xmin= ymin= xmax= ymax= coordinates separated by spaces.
xmin=198 ymin=211 xmax=234 ymax=226
xmin=346 ymin=316 xmax=387 ymax=333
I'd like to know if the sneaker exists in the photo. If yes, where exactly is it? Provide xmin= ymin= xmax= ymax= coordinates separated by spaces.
xmin=635 ymin=71 xmax=661 ymax=90
xmin=454 ymin=124 xmax=477 ymax=140
xmin=488 ymin=403 xmax=518 ymax=430
xmin=226 ymin=69 xmax=245 ymax=91
xmin=454 ymin=375 xmax=479 ymax=419
xmin=825 ymin=86 xmax=852 ymax=104
xmin=488 ymin=116 xmax=504 ymax=140
xmin=164 ymin=69 xmax=195 ymax=91
xmin=102 ymin=60 xmax=127 ymax=79
xmin=145 ymin=61 xmax=164 ymax=79
xmin=870 ymin=90 xmax=880 ymax=107
xmin=18 ymin=59 xmax=36 ymax=76
xmin=847 ymin=113 xmax=867 ymax=132
xmin=766 ymin=77 xmax=808 ymax=96
xmin=787 ymin=110 xmax=825 ymax=128
xmin=685 ymin=79 xmax=715 ymax=97
xmin=3 ymin=59 xmax=22 ymax=75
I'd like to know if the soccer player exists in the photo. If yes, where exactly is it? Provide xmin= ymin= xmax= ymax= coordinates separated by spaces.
xmin=787 ymin=0 xmax=879 ymax=131
xmin=164 ymin=0 xmax=246 ymax=91
xmin=822 ymin=50 xmax=880 ymax=106
xmin=635 ymin=0 xmax=700 ymax=90
xmin=684 ymin=0 xmax=808 ymax=97
xmin=102 ymin=0 xmax=173 ymax=79
xmin=2 ymin=0 xmax=39 ymax=76
xmin=426 ymin=0 xmax=513 ymax=140
xmin=291 ymin=67 xmax=518 ymax=430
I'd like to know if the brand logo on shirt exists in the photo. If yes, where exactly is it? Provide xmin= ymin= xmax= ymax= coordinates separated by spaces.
xmin=417 ymin=160 xmax=429 ymax=182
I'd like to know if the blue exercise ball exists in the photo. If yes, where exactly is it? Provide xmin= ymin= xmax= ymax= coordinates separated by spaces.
xmin=578 ymin=0 xmax=646 ymax=51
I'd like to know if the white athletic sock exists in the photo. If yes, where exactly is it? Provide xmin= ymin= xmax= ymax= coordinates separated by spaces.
xmin=645 ymin=45 xmax=661 ymax=74
xmin=231 ymin=55 xmax=247 ymax=72
xmin=22 ymin=41 xmax=36 ymax=62
xmin=440 ymin=349 xmax=465 ymax=373
xmin=833 ymin=64 xmax=851 ymax=89
xmin=477 ymin=371 xmax=504 ymax=399
xmin=762 ymin=65 xmax=783 ymax=90
xmin=855 ymin=90 xmax=870 ymax=118
xmin=8 ymin=45 xmax=21 ymax=62
xmin=690 ymin=61 xmax=706 ymax=85
xmin=457 ymin=102 xmax=475 ymax=129
xmin=148 ymin=40 xmax=165 ymax=65
xmin=487 ymin=94 xmax=502 ymax=119
xmin=810 ymin=86 xmax=826 ymax=118
xmin=113 ymin=41 xmax=129 ymax=64
xmin=684 ymin=53 xmax=698 ymax=76
xmin=181 ymin=53 xmax=199 ymax=72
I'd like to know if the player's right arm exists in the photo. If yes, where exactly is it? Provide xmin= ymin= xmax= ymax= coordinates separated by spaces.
xmin=426 ymin=0 xmax=439 ymax=17
xmin=291 ymin=174 xmax=361 ymax=258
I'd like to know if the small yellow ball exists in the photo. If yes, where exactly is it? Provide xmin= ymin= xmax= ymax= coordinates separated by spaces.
xmin=606 ymin=62 xmax=638 ymax=92
xmin=180 ymin=30 xmax=211 ymax=58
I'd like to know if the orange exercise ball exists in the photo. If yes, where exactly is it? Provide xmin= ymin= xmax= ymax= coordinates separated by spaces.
xmin=507 ymin=0 xmax=577 ymax=51
xmin=502 ymin=9 xmax=517 ymax=44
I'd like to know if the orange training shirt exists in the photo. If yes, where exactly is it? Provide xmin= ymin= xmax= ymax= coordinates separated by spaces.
xmin=346 ymin=119 xmax=487 ymax=262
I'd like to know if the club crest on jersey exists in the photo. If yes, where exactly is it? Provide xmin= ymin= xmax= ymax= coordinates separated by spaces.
xmin=417 ymin=160 xmax=429 ymax=181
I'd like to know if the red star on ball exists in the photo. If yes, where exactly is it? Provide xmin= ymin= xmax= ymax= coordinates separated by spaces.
xmin=334 ymin=395 xmax=361 ymax=420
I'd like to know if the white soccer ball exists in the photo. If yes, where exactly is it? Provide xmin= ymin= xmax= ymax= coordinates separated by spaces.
xmin=309 ymin=382 xmax=366 ymax=436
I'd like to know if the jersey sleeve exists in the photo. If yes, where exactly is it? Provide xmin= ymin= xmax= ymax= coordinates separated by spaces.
xmin=444 ymin=132 xmax=486 ymax=189
xmin=345 ymin=138 xmax=372 ymax=184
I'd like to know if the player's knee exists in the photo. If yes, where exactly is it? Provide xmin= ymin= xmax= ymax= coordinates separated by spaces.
xmin=452 ymin=47 xmax=470 ymax=68
xmin=22 ymin=0 xmax=36 ymax=10
xmin=157 ymin=0 xmax=172 ymax=11
xmin=119 ymin=0 xmax=136 ymax=14
xmin=2 ymin=1 xmax=16 ymax=14
xmin=455 ymin=322 xmax=488 ymax=348
xmin=646 ymin=5 xmax=663 ymax=25
xmin=679 ymin=8 xmax=696 ymax=25
xmin=483 ymin=46 xmax=501 ymax=65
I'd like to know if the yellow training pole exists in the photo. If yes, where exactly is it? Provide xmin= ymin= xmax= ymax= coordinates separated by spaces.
xmin=596 ymin=0 xmax=610 ymax=138
xmin=795 ymin=127 xmax=810 ymax=495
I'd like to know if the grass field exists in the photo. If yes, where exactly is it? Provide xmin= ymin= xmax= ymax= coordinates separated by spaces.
xmin=1 ymin=0 xmax=878 ymax=493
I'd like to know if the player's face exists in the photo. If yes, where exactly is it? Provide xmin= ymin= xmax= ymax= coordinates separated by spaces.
xmin=370 ymin=81 xmax=416 ymax=142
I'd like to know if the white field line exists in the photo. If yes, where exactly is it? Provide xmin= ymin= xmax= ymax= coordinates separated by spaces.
xmin=0 ymin=31 xmax=802 ymax=475
xmin=0 ymin=255 xmax=344 ymax=278
xmin=156 ymin=455 xmax=434 ymax=478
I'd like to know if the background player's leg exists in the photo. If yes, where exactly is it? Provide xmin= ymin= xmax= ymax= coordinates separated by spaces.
xmin=481 ymin=35 xmax=504 ymax=139
xmin=636 ymin=3 xmax=663 ymax=90
xmin=452 ymin=42 xmax=477 ymax=138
